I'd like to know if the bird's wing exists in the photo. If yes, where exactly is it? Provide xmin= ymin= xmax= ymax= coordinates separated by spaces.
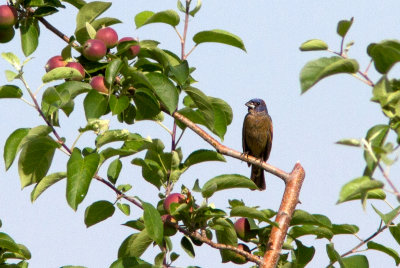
xmin=242 ymin=114 xmax=249 ymax=153
xmin=263 ymin=115 xmax=273 ymax=161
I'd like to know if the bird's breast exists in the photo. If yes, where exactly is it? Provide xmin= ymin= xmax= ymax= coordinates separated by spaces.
xmin=244 ymin=113 xmax=272 ymax=156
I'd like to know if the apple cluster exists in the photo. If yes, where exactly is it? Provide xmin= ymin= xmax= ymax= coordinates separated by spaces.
xmin=44 ymin=26 xmax=141 ymax=94
xmin=0 ymin=5 xmax=17 ymax=43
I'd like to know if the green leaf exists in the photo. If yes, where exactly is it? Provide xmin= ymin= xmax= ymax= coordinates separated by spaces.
xmin=32 ymin=6 xmax=58 ymax=17
xmin=299 ymin=39 xmax=328 ymax=51
xmin=289 ymin=225 xmax=333 ymax=240
xmin=61 ymin=0 xmax=86 ymax=9
xmin=109 ymin=257 xmax=150 ymax=268
xmin=213 ymin=218 xmax=237 ymax=262
xmin=1 ymin=52 xmax=21 ymax=70
xmin=337 ymin=176 xmax=385 ymax=204
xmin=66 ymin=148 xmax=100 ymax=210
xmin=293 ymin=240 xmax=315 ymax=267
xmin=363 ymin=125 xmax=390 ymax=176
xmin=20 ymin=18 xmax=39 ymax=56
xmin=372 ymin=205 xmax=400 ymax=225
xmin=95 ymin=129 xmax=133 ymax=148
xmin=367 ymin=241 xmax=400 ymax=265
xmin=290 ymin=210 xmax=332 ymax=228
xmin=85 ymin=22 xmax=96 ymax=39
xmin=75 ymin=1 xmax=111 ymax=44
xmin=337 ymin=17 xmax=353 ymax=38
xmin=193 ymin=29 xmax=246 ymax=52
xmin=5 ymin=70 xmax=19 ymax=81
xmin=84 ymin=200 xmax=115 ymax=227
xmin=230 ymin=206 xmax=276 ymax=225
xmin=31 ymin=172 xmax=66 ymax=202
xmin=342 ymin=255 xmax=369 ymax=268
xmin=118 ymin=230 xmax=153 ymax=258
xmin=107 ymin=158 xmax=122 ymax=184
xmin=133 ymin=88 xmax=161 ymax=120
xmin=109 ymin=95 xmax=130 ymax=115
xmin=331 ymin=224 xmax=359 ymax=235
xmin=169 ymin=60 xmax=189 ymax=85
xmin=117 ymin=203 xmax=130 ymax=215
xmin=183 ymin=149 xmax=225 ymax=168
xmin=177 ymin=0 xmax=185 ymax=13
xmin=83 ymin=90 xmax=108 ymax=120
xmin=79 ymin=119 xmax=110 ymax=135
xmin=146 ymin=72 xmax=178 ymax=113
xmin=180 ymin=236 xmax=195 ymax=258
xmin=17 ymin=125 xmax=52 ymax=151
xmin=336 ymin=138 xmax=361 ymax=147
xmin=300 ymin=56 xmax=359 ymax=93
xmin=326 ymin=243 xmax=342 ymax=264
xmin=4 ymin=128 xmax=30 ymax=170
xmin=123 ymin=220 xmax=145 ymax=231
xmin=135 ymin=10 xmax=180 ymax=28
xmin=91 ymin=17 xmax=122 ymax=30
xmin=372 ymin=76 xmax=389 ymax=104
xmin=0 ymin=85 xmax=23 ymax=98
xmin=202 ymin=174 xmax=258 ymax=198
xmin=184 ymin=87 xmax=214 ymax=126
xmin=42 ymin=67 xmax=83 ymax=83
xmin=0 ymin=232 xmax=19 ymax=252
xmin=18 ymin=136 xmax=59 ymax=188
xmin=389 ymin=224 xmax=400 ymax=246
xmin=189 ymin=0 xmax=202 ymax=17
xmin=210 ymin=97 xmax=233 ymax=140
xmin=106 ymin=58 xmax=123 ymax=86
xmin=367 ymin=40 xmax=400 ymax=74
xmin=131 ymin=158 xmax=163 ymax=189
xmin=142 ymin=201 xmax=163 ymax=246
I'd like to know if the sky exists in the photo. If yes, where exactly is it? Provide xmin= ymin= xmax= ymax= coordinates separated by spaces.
xmin=1 ymin=0 xmax=400 ymax=267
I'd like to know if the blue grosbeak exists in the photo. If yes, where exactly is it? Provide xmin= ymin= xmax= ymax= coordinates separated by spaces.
xmin=242 ymin=98 xmax=273 ymax=190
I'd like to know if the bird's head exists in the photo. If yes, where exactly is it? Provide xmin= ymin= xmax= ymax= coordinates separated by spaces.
xmin=245 ymin=98 xmax=268 ymax=113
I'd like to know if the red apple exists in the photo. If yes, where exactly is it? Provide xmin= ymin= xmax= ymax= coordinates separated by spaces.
xmin=119 ymin=37 xmax=140 ymax=59
xmin=0 ymin=5 xmax=17 ymax=29
xmin=82 ymin=39 xmax=107 ymax=61
xmin=45 ymin=56 xmax=67 ymax=72
xmin=90 ymin=76 xmax=108 ymax=94
xmin=95 ymin=27 xmax=118 ymax=48
xmin=161 ymin=214 xmax=177 ymax=236
xmin=163 ymin=193 xmax=185 ymax=213
xmin=234 ymin=217 xmax=255 ymax=241
xmin=65 ymin=62 xmax=85 ymax=80
xmin=0 ymin=26 xmax=14 ymax=43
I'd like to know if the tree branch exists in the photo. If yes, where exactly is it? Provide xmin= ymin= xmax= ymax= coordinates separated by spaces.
xmin=262 ymin=163 xmax=305 ymax=267
xmin=176 ymin=226 xmax=263 ymax=266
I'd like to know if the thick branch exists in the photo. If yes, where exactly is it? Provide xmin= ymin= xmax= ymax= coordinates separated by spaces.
xmin=172 ymin=110 xmax=290 ymax=182
xmin=262 ymin=163 xmax=305 ymax=267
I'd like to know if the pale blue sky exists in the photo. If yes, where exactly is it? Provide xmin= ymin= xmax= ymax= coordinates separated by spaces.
xmin=1 ymin=1 xmax=400 ymax=267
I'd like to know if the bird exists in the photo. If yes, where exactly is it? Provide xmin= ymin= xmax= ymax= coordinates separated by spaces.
xmin=242 ymin=98 xmax=273 ymax=190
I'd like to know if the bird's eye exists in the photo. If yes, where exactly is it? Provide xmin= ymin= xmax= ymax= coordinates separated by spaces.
xmin=256 ymin=101 xmax=260 ymax=105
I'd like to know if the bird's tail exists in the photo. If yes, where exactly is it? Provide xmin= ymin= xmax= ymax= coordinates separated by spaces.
xmin=251 ymin=165 xmax=266 ymax=190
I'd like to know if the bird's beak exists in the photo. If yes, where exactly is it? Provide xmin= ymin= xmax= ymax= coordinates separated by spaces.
xmin=245 ymin=101 xmax=255 ymax=109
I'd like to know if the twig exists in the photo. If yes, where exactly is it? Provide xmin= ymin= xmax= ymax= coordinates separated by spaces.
xmin=19 ymin=75 xmax=72 ymax=155
xmin=94 ymin=175 xmax=143 ymax=209
xmin=181 ymin=0 xmax=191 ymax=59
xmin=36 ymin=16 xmax=78 ymax=47
xmin=176 ymin=226 xmax=263 ymax=266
